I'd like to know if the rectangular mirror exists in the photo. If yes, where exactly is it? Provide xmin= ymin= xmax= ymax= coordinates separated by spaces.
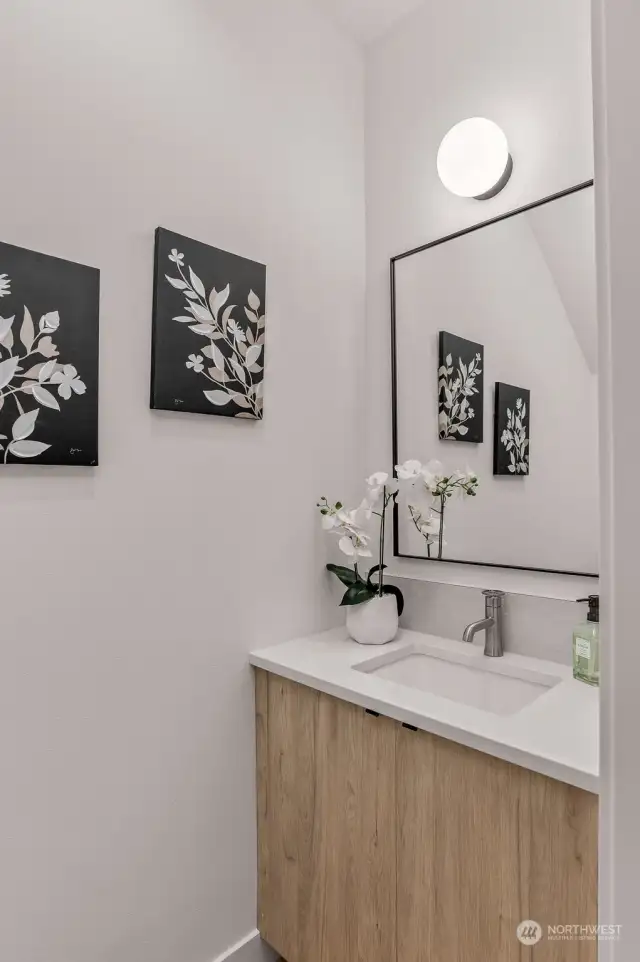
xmin=391 ymin=182 xmax=598 ymax=578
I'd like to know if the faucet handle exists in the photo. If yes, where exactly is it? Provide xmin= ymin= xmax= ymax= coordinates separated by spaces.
xmin=482 ymin=589 xmax=506 ymax=606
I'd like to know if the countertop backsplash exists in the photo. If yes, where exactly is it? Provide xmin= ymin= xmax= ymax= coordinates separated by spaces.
xmin=393 ymin=578 xmax=581 ymax=666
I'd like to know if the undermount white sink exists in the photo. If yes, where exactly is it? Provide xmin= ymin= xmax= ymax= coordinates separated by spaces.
xmin=354 ymin=641 xmax=562 ymax=716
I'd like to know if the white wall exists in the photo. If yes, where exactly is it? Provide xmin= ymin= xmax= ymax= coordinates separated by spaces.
xmin=592 ymin=0 xmax=640 ymax=956
xmin=528 ymin=190 xmax=598 ymax=375
xmin=0 ymin=3 xmax=365 ymax=961
xmin=365 ymin=0 xmax=595 ymax=650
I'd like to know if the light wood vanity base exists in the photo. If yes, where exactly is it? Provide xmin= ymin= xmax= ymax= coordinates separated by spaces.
xmin=256 ymin=669 xmax=598 ymax=962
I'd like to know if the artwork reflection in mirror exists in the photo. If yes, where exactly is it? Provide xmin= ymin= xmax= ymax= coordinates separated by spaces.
xmin=494 ymin=383 xmax=530 ymax=476
xmin=438 ymin=331 xmax=484 ymax=443
xmin=391 ymin=182 xmax=597 ymax=577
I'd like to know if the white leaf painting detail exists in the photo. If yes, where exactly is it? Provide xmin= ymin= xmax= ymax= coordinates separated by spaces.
xmin=2 ymin=325 xmax=14 ymax=350
xmin=211 ymin=344 xmax=225 ymax=371
xmin=38 ymin=359 xmax=58 ymax=383
xmin=0 ymin=315 xmax=15 ymax=342
xmin=32 ymin=385 xmax=61 ymax=411
xmin=187 ymin=302 xmax=213 ymax=322
xmin=210 ymin=285 xmax=230 ymax=319
xmin=231 ymin=357 xmax=246 ymax=383
xmin=221 ymin=305 xmax=236 ymax=330
xmin=20 ymin=306 xmax=35 ymax=351
xmin=165 ymin=276 xmax=188 ymax=290
xmin=12 ymin=408 xmax=39 ymax=440
xmin=204 ymin=389 xmax=232 ymax=406
xmin=189 ymin=323 xmax=216 ymax=336
xmin=245 ymin=344 xmax=261 ymax=368
xmin=22 ymin=363 xmax=46 ymax=380
xmin=164 ymin=251 xmax=265 ymax=420
xmin=9 ymin=440 xmax=51 ymax=458
xmin=0 ymin=357 xmax=20 ymax=391
xmin=188 ymin=268 xmax=206 ymax=299
xmin=0 ymin=271 xmax=88 ymax=463
xmin=248 ymin=290 xmax=261 ymax=311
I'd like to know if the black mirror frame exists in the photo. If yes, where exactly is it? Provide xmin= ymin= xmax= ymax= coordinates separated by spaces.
xmin=390 ymin=180 xmax=598 ymax=579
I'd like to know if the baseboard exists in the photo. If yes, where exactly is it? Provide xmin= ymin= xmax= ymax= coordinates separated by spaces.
xmin=212 ymin=929 xmax=278 ymax=962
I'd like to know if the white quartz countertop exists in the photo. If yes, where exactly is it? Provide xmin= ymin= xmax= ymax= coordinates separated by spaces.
xmin=249 ymin=627 xmax=599 ymax=794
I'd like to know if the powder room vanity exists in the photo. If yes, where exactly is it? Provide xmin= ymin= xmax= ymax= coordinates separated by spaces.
xmin=251 ymin=628 xmax=599 ymax=962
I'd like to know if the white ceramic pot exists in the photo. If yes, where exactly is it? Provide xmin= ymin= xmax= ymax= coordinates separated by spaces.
xmin=346 ymin=593 xmax=399 ymax=646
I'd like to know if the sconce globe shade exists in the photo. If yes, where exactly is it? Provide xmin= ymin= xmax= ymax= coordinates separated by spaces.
xmin=437 ymin=118 xmax=512 ymax=199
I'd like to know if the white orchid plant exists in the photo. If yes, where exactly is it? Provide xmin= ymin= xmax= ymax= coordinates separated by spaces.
xmin=317 ymin=472 xmax=404 ymax=613
xmin=396 ymin=459 xmax=479 ymax=560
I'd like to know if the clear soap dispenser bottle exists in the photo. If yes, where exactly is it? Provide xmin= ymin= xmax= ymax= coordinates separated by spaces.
xmin=573 ymin=596 xmax=600 ymax=686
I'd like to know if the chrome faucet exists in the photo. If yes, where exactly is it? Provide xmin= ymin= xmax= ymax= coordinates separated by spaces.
xmin=462 ymin=590 xmax=506 ymax=657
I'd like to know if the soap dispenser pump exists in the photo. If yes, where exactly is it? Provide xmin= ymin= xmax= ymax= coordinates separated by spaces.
xmin=573 ymin=595 xmax=600 ymax=687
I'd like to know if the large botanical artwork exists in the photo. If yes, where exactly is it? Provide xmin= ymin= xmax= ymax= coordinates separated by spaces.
xmin=438 ymin=331 xmax=484 ymax=443
xmin=494 ymin=382 xmax=530 ymax=476
xmin=151 ymin=228 xmax=266 ymax=420
xmin=0 ymin=242 xmax=99 ymax=466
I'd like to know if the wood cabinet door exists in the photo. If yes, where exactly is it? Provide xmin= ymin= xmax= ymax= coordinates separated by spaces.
xmin=396 ymin=725 xmax=598 ymax=962
xmin=256 ymin=670 xmax=397 ymax=962
xmin=257 ymin=672 xmax=598 ymax=962
xmin=523 ymin=768 xmax=599 ymax=961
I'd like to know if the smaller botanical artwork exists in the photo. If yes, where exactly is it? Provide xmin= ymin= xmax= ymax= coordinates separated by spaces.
xmin=494 ymin=382 xmax=530 ymax=476
xmin=0 ymin=241 xmax=99 ymax=466
xmin=151 ymin=228 xmax=266 ymax=420
xmin=438 ymin=331 xmax=484 ymax=443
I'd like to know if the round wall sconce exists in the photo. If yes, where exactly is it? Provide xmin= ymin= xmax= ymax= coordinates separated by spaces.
xmin=437 ymin=118 xmax=513 ymax=200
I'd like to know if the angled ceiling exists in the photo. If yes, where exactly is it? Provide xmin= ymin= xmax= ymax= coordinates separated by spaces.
xmin=314 ymin=0 xmax=426 ymax=44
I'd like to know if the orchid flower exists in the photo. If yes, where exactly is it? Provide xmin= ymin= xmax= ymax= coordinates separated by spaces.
xmin=395 ymin=458 xmax=479 ymax=559
xmin=317 ymin=472 xmax=404 ymax=614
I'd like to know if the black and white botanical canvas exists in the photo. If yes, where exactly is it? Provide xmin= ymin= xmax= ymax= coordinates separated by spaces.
xmin=438 ymin=331 xmax=484 ymax=443
xmin=0 ymin=242 xmax=99 ymax=466
xmin=494 ymin=382 xmax=530 ymax=475
xmin=151 ymin=228 xmax=266 ymax=420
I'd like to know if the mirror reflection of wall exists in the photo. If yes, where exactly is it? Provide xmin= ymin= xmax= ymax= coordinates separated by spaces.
xmin=392 ymin=183 xmax=598 ymax=577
